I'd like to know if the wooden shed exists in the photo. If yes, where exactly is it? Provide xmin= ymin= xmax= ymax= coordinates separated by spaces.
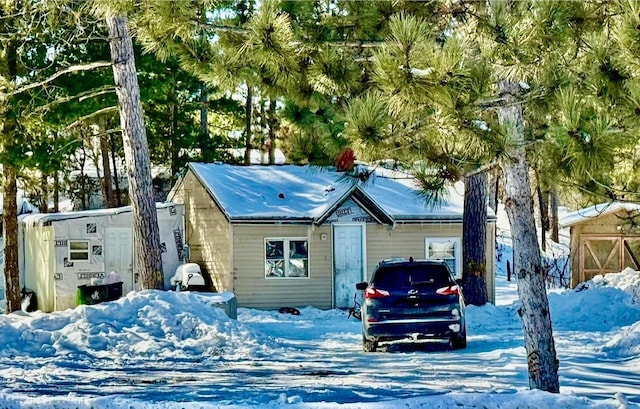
xmin=560 ymin=202 xmax=640 ymax=287
xmin=167 ymin=163 xmax=497 ymax=310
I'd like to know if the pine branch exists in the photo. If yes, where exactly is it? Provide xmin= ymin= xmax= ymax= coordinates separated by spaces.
xmin=326 ymin=41 xmax=384 ymax=48
xmin=5 ymin=61 xmax=112 ymax=97
xmin=191 ymin=20 xmax=248 ymax=33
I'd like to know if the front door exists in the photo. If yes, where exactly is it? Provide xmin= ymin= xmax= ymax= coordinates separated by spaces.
xmin=105 ymin=227 xmax=134 ymax=293
xmin=333 ymin=224 xmax=365 ymax=308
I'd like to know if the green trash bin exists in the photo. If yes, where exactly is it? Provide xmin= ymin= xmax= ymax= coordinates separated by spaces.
xmin=77 ymin=282 xmax=123 ymax=305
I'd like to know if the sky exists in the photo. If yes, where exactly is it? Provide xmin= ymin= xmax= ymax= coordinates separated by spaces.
xmin=0 ymin=207 xmax=639 ymax=409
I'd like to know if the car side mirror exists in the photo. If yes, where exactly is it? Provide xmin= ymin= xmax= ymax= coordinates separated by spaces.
xmin=356 ymin=282 xmax=368 ymax=291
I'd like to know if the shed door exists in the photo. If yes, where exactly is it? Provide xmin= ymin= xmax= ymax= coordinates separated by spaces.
xmin=580 ymin=235 xmax=640 ymax=282
xmin=333 ymin=224 xmax=365 ymax=309
xmin=105 ymin=227 xmax=134 ymax=293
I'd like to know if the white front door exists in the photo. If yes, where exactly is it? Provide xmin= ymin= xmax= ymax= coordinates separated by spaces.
xmin=105 ymin=227 xmax=134 ymax=293
xmin=333 ymin=224 xmax=365 ymax=308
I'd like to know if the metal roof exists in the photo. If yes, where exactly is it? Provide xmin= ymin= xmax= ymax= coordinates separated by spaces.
xmin=174 ymin=163 xmax=471 ymax=225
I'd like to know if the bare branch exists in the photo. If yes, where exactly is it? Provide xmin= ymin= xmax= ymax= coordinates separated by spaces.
xmin=6 ymin=61 xmax=112 ymax=96
xmin=64 ymin=106 xmax=118 ymax=130
xmin=465 ymin=161 xmax=499 ymax=177
xmin=33 ymin=85 xmax=116 ymax=113
xmin=91 ymin=128 xmax=122 ymax=138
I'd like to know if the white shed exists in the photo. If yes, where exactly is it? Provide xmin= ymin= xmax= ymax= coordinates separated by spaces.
xmin=18 ymin=203 xmax=185 ymax=311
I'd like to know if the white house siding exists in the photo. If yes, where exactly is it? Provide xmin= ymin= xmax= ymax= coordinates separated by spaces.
xmin=232 ymin=224 xmax=333 ymax=309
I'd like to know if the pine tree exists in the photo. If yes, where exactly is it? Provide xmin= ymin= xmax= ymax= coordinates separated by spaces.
xmin=340 ymin=1 xmax=565 ymax=391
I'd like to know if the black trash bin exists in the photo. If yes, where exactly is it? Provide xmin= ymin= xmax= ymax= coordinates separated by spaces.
xmin=76 ymin=282 xmax=123 ymax=305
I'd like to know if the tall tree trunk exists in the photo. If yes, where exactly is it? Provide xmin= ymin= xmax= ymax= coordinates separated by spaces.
xmin=268 ymin=98 xmax=277 ymax=164
xmin=2 ymin=167 xmax=20 ymax=313
xmin=52 ymin=131 xmax=60 ymax=213
xmin=487 ymin=167 xmax=499 ymax=214
xmin=497 ymin=80 xmax=559 ymax=393
xmin=106 ymin=13 xmax=163 ymax=289
xmin=170 ymin=104 xmax=179 ymax=178
xmin=39 ymin=175 xmax=48 ymax=213
xmin=0 ymin=0 xmax=20 ymax=314
xmin=199 ymin=82 xmax=208 ymax=158
xmin=79 ymin=140 xmax=88 ymax=210
xmin=244 ymin=84 xmax=252 ymax=164
xmin=100 ymin=134 xmax=114 ymax=208
xmin=550 ymin=186 xmax=559 ymax=243
xmin=53 ymin=170 xmax=60 ymax=213
xmin=462 ymin=171 xmax=488 ymax=306
xmin=109 ymin=133 xmax=122 ymax=206
xmin=536 ymin=183 xmax=547 ymax=252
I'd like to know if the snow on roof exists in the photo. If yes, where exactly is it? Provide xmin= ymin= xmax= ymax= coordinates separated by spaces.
xmin=185 ymin=163 xmax=467 ymax=222
xmin=559 ymin=201 xmax=640 ymax=228
xmin=19 ymin=202 xmax=179 ymax=226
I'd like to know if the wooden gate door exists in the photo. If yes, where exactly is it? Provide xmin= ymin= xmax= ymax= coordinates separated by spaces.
xmin=580 ymin=235 xmax=640 ymax=283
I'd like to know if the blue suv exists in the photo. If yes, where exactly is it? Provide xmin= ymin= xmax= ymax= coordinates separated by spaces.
xmin=356 ymin=258 xmax=467 ymax=352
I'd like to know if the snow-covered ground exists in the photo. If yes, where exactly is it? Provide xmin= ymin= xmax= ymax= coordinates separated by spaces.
xmin=0 ymin=211 xmax=639 ymax=408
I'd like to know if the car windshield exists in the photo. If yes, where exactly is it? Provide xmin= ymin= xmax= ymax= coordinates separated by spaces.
xmin=373 ymin=264 xmax=452 ymax=289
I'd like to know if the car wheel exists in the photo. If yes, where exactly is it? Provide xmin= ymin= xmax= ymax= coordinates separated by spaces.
xmin=362 ymin=334 xmax=378 ymax=352
xmin=450 ymin=328 xmax=467 ymax=350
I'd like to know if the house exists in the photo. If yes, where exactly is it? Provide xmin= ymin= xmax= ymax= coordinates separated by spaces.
xmin=560 ymin=201 xmax=640 ymax=287
xmin=18 ymin=203 xmax=185 ymax=312
xmin=167 ymin=163 xmax=497 ymax=310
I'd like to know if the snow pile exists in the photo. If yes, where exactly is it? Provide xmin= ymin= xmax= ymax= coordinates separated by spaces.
xmin=0 ymin=290 xmax=268 ymax=362
xmin=548 ymin=268 xmax=640 ymax=331
xmin=466 ymin=302 xmax=520 ymax=333
xmin=604 ymin=321 xmax=640 ymax=358
xmin=583 ymin=267 xmax=640 ymax=303
xmin=565 ymin=267 xmax=640 ymax=358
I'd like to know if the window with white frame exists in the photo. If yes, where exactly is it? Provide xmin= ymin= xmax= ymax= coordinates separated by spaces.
xmin=425 ymin=238 xmax=461 ymax=279
xmin=265 ymin=238 xmax=309 ymax=278
xmin=68 ymin=240 xmax=90 ymax=262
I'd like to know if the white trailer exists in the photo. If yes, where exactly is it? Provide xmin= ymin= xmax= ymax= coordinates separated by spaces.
xmin=19 ymin=203 xmax=185 ymax=311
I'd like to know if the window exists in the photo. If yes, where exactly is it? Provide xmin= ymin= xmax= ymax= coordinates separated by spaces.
xmin=425 ymin=238 xmax=461 ymax=278
xmin=265 ymin=238 xmax=309 ymax=278
xmin=69 ymin=240 xmax=90 ymax=262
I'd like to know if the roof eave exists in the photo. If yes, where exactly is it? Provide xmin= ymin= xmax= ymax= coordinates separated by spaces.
xmin=229 ymin=217 xmax=314 ymax=225
xmin=314 ymin=185 xmax=395 ymax=226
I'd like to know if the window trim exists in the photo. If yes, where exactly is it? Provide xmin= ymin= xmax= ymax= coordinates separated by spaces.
xmin=68 ymin=240 xmax=91 ymax=262
xmin=425 ymin=237 xmax=461 ymax=279
xmin=264 ymin=237 xmax=310 ymax=279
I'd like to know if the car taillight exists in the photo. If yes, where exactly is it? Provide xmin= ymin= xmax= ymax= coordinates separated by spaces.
xmin=364 ymin=287 xmax=390 ymax=299
xmin=436 ymin=285 xmax=459 ymax=296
